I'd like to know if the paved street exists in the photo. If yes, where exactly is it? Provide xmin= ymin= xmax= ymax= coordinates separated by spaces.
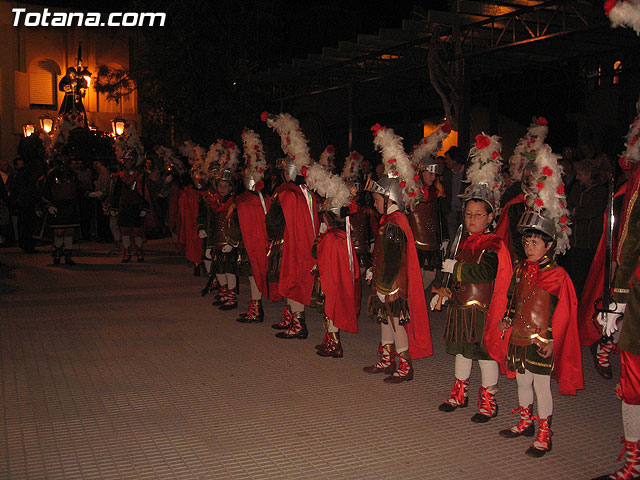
xmin=0 ymin=239 xmax=627 ymax=479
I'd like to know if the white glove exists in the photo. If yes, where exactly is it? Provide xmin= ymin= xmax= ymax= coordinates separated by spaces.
xmin=442 ymin=258 xmax=457 ymax=274
xmin=597 ymin=302 xmax=626 ymax=337
xmin=139 ymin=210 xmax=147 ymax=217
xmin=430 ymin=294 xmax=440 ymax=311
xmin=440 ymin=240 xmax=449 ymax=254
xmin=110 ymin=210 xmax=118 ymax=217
xmin=198 ymin=230 xmax=207 ymax=239
xmin=365 ymin=268 xmax=373 ymax=282
xmin=87 ymin=191 xmax=103 ymax=198
xmin=205 ymin=248 xmax=212 ymax=259
xmin=47 ymin=206 xmax=57 ymax=215
xmin=377 ymin=291 xmax=386 ymax=303
xmin=165 ymin=175 xmax=173 ymax=183
xmin=319 ymin=222 xmax=328 ymax=234
xmin=222 ymin=244 xmax=233 ymax=253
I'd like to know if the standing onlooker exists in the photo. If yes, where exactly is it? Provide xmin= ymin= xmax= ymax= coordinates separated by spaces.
xmin=92 ymin=158 xmax=112 ymax=242
xmin=565 ymin=158 xmax=607 ymax=298
xmin=442 ymin=146 xmax=467 ymax=241
xmin=0 ymin=157 xmax=12 ymax=246
xmin=10 ymin=157 xmax=40 ymax=253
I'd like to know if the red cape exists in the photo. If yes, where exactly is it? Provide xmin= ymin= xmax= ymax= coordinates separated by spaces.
xmin=494 ymin=193 xmax=525 ymax=256
xmin=277 ymin=183 xmax=320 ymax=305
xmin=317 ymin=228 xmax=361 ymax=333
xmin=168 ymin=183 xmax=182 ymax=232
xmin=383 ymin=211 xmax=433 ymax=359
xmin=578 ymin=183 xmax=627 ymax=346
xmin=237 ymin=191 xmax=282 ymax=302
xmin=177 ymin=186 xmax=206 ymax=264
xmin=505 ymin=265 xmax=584 ymax=395
xmin=459 ymin=232 xmax=513 ymax=367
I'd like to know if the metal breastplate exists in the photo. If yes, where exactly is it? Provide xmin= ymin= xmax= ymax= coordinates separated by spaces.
xmin=211 ymin=209 xmax=232 ymax=249
xmin=372 ymin=223 xmax=408 ymax=301
xmin=451 ymin=248 xmax=493 ymax=310
xmin=509 ymin=267 xmax=554 ymax=346
xmin=50 ymin=182 xmax=76 ymax=202
xmin=408 ymin=200 xmax=439 ymax=250
xmin=349 ymin=210 xmax=368 ymax=255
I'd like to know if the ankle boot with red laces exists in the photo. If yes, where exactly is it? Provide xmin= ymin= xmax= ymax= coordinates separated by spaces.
xmin=592 ymin=340 xmax=615 ymax=380
xmin=121 ymin=245 xmax=131 ymax=263
xmin=383 ymin=350 xmax=413 ymax=383
xmin=471 ymin=385 xmax=499 ymax=423
xmin=219 ymin=288 xmax=238 ymax=310
xmin=592 ymin=438 xmax=640 ymax=480
xmin=236 ymin=300 xmax=263 ymax=323
xmin=275 ymin=311 xmax=308 ymax=339
xmin=315 ymin=316 xmax=331 ymax=351
xmin=499 ymin=405 xmax=534 ymax=438
xmin=317 ymin=331 xmax=343 ymax=358
xmin=439 ymin=378 xmax=469 ymax=412
xmin=271 ymin=306 xmax=292 ymax=330
xmin=526 ymin=416 xmax=552 ymax=457
xmin=363 ymin=343 xmax=396 ymax=374
xmin=212 ymin=286 xmax=229 ymax=306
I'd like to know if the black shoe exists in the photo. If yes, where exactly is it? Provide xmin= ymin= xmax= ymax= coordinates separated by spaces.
xmin=591 ymin=342 xmax=613 ymax=380
xmin=219 ymin=302 xmax=238 ymax=311
xmin=499 ymin=423 xmax=535 ymax=438
xmin=525 ymin=441 xmax=551 ymax=457
xmin=438 ymin=397 xmax=468 ymax=412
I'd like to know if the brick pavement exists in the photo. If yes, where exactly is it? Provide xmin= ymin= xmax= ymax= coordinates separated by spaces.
xmin=0 ymin=239 xmax=626 ymax=479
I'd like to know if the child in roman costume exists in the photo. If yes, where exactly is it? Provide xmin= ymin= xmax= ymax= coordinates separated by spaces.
xmin=498 ymin=142 xmax=582 ymax=458
xmin=495 ymin=117 xmax=549 ymax=266
xmin=432 ymin=133 xmax=512 ymax=422
xmin=234 ymin=129 xmax=282 ymax=323
xmin=408 ymin=122 xmax=451 ymax=290
xmin=363 ymin=124 xmax=433 ymax=383
xmin=263 ymin=112 xmax=320 ymax=339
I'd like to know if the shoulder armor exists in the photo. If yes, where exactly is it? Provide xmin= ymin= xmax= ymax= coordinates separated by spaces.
xmin=385 ymin=223 xmax=405 ymax=243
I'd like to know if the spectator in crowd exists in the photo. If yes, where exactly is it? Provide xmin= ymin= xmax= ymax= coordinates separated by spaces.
xmin=565 ymin=157 xmax=608 ymax=298
xmin=559 ymin=147 xmax=577 ymax=197
xmin=9 ymin=157 xmax=40 ymax=253
xmin=92 ymin=158 xmax=112 ymax=242
xmin=0 ymin=157 xmax=12 ymax=246
xmin=442 ymin=146 xmax=467 ymax=241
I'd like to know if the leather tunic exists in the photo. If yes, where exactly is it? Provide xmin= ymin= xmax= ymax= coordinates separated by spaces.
xmin=349 ymin=209 xmax=369 ymax=258
xmin=372 ymin=222 xmax=407 ymax=302
xmin=450 ymin=248 xmax=494 ymax=310
xmin=509 ymin=266 xmax=554 ymax=346
xmin=408 ymin=199 xmax=439 ymax=250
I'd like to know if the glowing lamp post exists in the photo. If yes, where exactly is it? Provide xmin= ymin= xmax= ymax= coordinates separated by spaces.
xmin=111 ymin=117 xmax=125 ymax=136
xmin=23 ymin=122 xmax=35 ymax=137
xmin=39 ymin=115 xmax=54 ymax=134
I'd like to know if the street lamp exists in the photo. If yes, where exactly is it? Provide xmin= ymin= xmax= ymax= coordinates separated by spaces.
xmin=111 ymin=117 xmax=126 ymax=136
xmin=88 ymin=123 xmax=98 ymax=133
xmin=39 ymin=115 xmax=54 ymax=134
xmin=23 ymin=122 xmax=35 ymax=137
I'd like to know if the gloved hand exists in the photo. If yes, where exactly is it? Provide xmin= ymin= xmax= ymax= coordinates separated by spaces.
xmin=110 ymin=210 xmax=118 ymax=217
xmin=198 ymin=230 xmax=207 ymax=239
xmin=429 ymin=294 xmax=440 ymax=311
xmin=442 ymin=258 xmax=457 ymax=274
xmin=365 ymin=268 xmax=373 ymax=282
xmin=48 ymin=206 xmax=57 ymax=215
xmin=597 ymin=302 xmax=626 ymax=337
xmin=222 ymin=244 xmax=233 ymax=253
xmin=440 ymin=240 xmax=449 ymax=254
xmin=204 ymin=248 xmax=212 ymax=259
xmin=377 ymin=291 xmax=386 ymax=303
xmin=87 ymin=191 xmax=103 ymax=198
xmin=139 ymin=210 xmax=148 ymax=217
xmin=319 ymin=222 xmax=328 ymax=234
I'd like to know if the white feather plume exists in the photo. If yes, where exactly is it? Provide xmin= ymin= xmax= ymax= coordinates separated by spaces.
xmin=341 ymin=151 xmax=362 ymax=182
xmin=204 ymin=140 xmax=224 ymax=181
xmin=319 ymin=145 xmax=336 ymax=172
xmin=305 ymin=163 xmax=351 ymax=209
xmin=608 ymin=0 xmax=640 ymax=35
xmin=371 ymin=124 xmax=420 ymax=208
xmin=154 ymin=145 xmax=185 ymax=175
xmin=508 ymin=117 xmax=549 ymax=182
xmin=619 ymin=96 xmax=640 ymax=169
xmin=241 ymin=129 xmax=267 ymax=184
xmin=466 ymin=132 xmax=504 ymax=209
xmin=410 ymin=123 xmax=451 ymax=164
xmin=524 ymin=143 xmax=572 ymax=255
xmin=264 ymin=112 xmax=312 ymax=169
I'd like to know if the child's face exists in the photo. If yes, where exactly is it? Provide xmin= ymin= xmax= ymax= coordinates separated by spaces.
xmin=217 ymin=180 xmax=231 ymax=197
xmin=421 ymin=171 xmax=436 ymax=186
xmin=373 ymin=193 xmax=385 ymax=215
xmin=463 ymin=200 xmax=493 ymax=234
xmin=523 ymin=235 xmax=553 ymax=262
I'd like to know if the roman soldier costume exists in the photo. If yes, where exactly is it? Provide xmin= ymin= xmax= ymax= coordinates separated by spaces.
xmin=105 ymin=150 xmax=149 ymax=263
xmin=495 ymin=117 xmax=549 ymax=266
xmin=499 ymin=143 xmax=582 ymax=458
xmin=433 ymin=133 xmax=512 ymax=422
xmin=263 ymin=113 xmax=320 ymax=339
xmin=362 ymin=124 xmax=433 ymax=383
xmin=42 ymin=157 xmax=82 ymax=265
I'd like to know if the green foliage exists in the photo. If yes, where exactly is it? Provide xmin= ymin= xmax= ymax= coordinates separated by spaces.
xmin=93 ymin=65 xmax=136 ymax=104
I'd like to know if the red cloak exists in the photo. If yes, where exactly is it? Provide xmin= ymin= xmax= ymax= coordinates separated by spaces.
xmin=460 ymin=232 xmax=513 ymax=367
xmin=578 ymin=183 xmax=627 ymax=346
xmin=178 ymin=186 xmax=206 ymax=264
xmin=317 ymin=227 xmax=361 ymax=333
xmin=168 ymin=183 xmax=183 ymax=232
xmin=382 ymin=211 xmax=433 ymax=359
xmin=505 ymin=265 xmax=584 ymax=395
xmin=277 ymin=183 xmax=320 ymax=305
xmin=236 ymin=191 xmax=281 ymax=302
xmin=494 ymin=193 xmax=525 ymax=255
